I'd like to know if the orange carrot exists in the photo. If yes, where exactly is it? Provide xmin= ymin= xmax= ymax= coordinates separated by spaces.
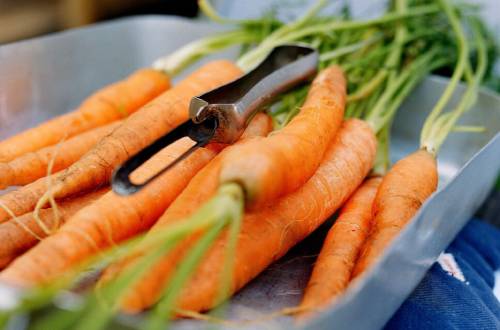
xmin=299 ymin=177 xmax=381 ymax=316
xmin=0 ymin=121 xmax=121 ymax=189
xmin=351 ymin=149 xmax=437 ymax=278
xmin=0 ymin=139 xmax=214 ymax=286
xmin=0 ymin=69 xmax=170 ymax=162
xmin=218 ymin=65 xmax=346 ymax=208
xmin=0 ymin=113 xmax=270 ymax=287
xmin=110 ymin=118 xmax=375 ymax=313
xmin=0 ymin=188 xmax=108 ymax=269
xmin=98 ymin=113 xmax=273 ymax=312
xmin=41 ymin=61 xmax=241 ymax=204
xmin=0 ymin=175 xmax=55 ymax=223
xmin=0 ymin=61 xmax=242 ymax=223
xmin=102 ymin=152 xmax=222 ymax=313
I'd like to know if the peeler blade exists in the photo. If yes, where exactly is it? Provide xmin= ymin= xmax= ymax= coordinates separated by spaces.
xmin=112 ymin=117 xmax=217 ymax=195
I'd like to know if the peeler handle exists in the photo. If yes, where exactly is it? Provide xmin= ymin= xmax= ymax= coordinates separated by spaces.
xmin=190 ymin=45 xmax=318 ymax=144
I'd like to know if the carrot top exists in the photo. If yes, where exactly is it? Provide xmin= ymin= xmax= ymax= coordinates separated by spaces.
xmin=420 ymin=4 xmax=487 ymax=155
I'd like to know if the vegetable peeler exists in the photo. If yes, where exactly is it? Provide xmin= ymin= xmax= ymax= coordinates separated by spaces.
xmin=112 ymin=45 xmax=318 ymax=195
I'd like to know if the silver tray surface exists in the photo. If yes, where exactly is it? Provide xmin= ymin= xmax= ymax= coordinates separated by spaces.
xmin=0 ymin=16 xmax=499 ymax=330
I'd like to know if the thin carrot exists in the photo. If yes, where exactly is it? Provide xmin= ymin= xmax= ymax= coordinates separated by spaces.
xmin=295 ymin=0 xmax=409 ymax=315
xmin=0 ymin=69 xmax=170 ymax=162
xmin=98 ymin=113 xmax=274 ymax=313
xmin=0 ymin=61 xmax=242 ymax=223
xmin=0 ymin=188 xmax=108 ymax=269
xmin=218 ymin=65 xmax=346 ymax=208
xmin=0 ymin=121 xmax=121 ymax=189
xmin=0 ymin=113 xmax=270 ymax=287
xmin=107 ymin=118 xmax=375 ymax=313
xmin=0 ymin=175 xmax=55 ymax=223
xmin=299 ymin=177 xmax=381 ymax=316
xmin=351 ymin=150 xmax=437 ymax=278
xmin=351 ymin=0 xmax=486 ymax=278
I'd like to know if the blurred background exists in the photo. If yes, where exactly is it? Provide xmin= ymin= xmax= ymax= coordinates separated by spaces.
xmin=0 ymin=0 xmax=200 ymax=44
xmin=1 ymin=0 xmax=499 ymax=44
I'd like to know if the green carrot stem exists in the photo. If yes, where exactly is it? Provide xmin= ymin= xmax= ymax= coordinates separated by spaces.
xmin=145 ymin=222 xmax=226 ymax=330
xmin=371 ymin=55 xmax=445 ymax=174
xmin=365 ymin=47 xmax=440 ymax=133
xmin=73 ymin=241 xmax=183 ymax=330
xmin=452 ymin=125 xmax=485 ymax=133
xmin=419 ymin=0 xmax=469 ymax=146
xmin=199 ymin=0 xmax=282 ymax=29
xmin=372 ymin=123 xmax=391 ymax=176
xmin=386 ymin=0 xmax=408 ymax=80
xmin=153 ymin=29 xmax=257 ymax=76
xmin=421 ymin=15 xmax=487 ymax=154
xmin=237 ymin=4 xmax=439 ymax=71
xmin=145 ymin=183 xmax=244 ymax=330
xmin=341 ymin=27 xmax=437 ymax=73
xmin=198 ymin=0 xmax=238 ymax=24
xmin=273 ymin=4 xmax=439 ymax=44
xmin=250 ymin=0 xmax=327 ymax=50
xmin=347 ymin=70 xmax=388 ymax=102
xmin=207 ymin=194 xmax=244 ymax=321
xmin=31 ymin=309 xmax=83 ymax=330
xmin=378 ymin=57 xmax=451 ymax=132
xmin=319 ymin=33 xmax=383 ymax=62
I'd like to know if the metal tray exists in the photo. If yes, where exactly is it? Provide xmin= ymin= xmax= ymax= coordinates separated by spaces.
xmin=0 ymin=16 xmax=499 ymax=330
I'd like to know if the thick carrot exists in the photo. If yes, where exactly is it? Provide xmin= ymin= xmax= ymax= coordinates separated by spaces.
xmin=0 ymin=113 xmax=270 ymax=287
xmin=299 ymin=177 xmax=381 ymax=316
xmin=351 ymin=149 xmax=437 ymax=278
xmin=98 ymin=113 xmax=274 ymax=313
xmin=0 ymin=188 xmax=108 ymax=269
xmin=110 ymin=118 xmax=375 ymax=313
xmin=0 ymin=61 xmax=242 ymax=222
xmin=218 ymin=65 xmax=346 ymax=208
xmin=0 ymin=69 xmax=170 ymax=162
xmin=0 ymin=121 xmax=121 ymax=189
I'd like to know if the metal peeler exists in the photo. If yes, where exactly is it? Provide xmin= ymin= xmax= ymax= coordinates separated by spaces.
xmin=112 ymin=45 xmax=319 ymax=196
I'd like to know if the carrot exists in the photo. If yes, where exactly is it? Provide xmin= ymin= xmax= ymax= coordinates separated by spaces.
xmin=0 ymin=61 xmax=242 ymax=223
xmin=351 ymin=150 xmax=437 ymax=278
xmin=0 ymin=113 xmax=270 ymax=287
xmin=0 ymin=69 xmax=170 ymax=162
xmin=98 ymin=113 xmax=274 ymax=313
xmin=107 ymin=118 xmax=375 ymax=313
xmin=218 ymin=65 xmax=346 ymax=208
xmin=299 ymin=177 xmax=382 ymax=316
xmin=351 ymin=0 xmax=485 ymax=278
xmin=0 ymin=175 xmax=55 ymax=223
xmin=0 ymin=121 xmax=121 ymax=189
xmin=0 ymin=139 xmax=213 ymax=286
xmin=0 ymin=188 xmax=108 ymax=269
xmin=40 ymin=60 xmax=241 ymax=203
xmin=175 ymin=119 xmax=375 ymax=314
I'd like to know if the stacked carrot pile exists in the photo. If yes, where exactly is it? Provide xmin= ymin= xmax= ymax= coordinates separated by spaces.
xmin=0 ymin=0 xmax=496 ymax=329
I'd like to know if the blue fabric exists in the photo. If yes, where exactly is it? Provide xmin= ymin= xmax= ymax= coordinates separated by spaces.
xmin=385 ymin=220 xmax=500 ymax=330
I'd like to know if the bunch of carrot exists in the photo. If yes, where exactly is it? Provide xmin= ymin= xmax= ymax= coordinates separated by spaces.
xmin=0 ymin=0 xmax=496 ymax=329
